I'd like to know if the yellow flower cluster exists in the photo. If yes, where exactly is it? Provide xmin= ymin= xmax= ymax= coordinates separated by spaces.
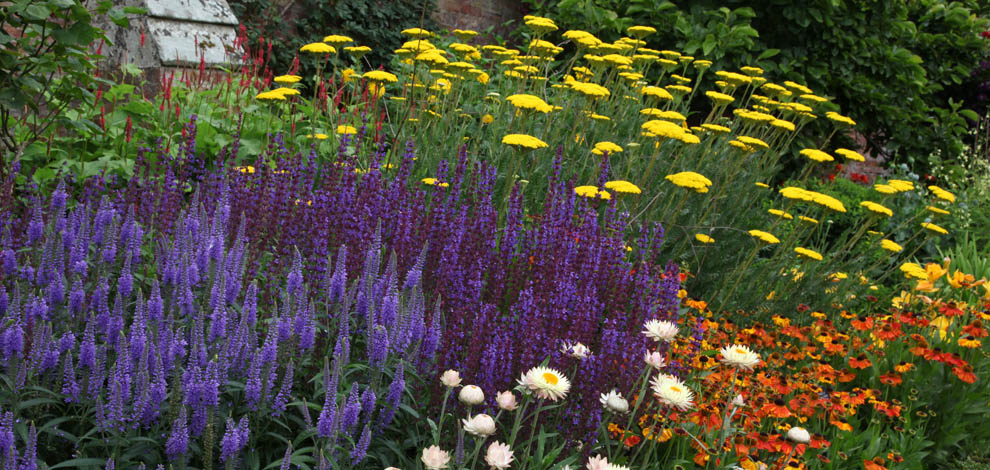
xmin=665 ymin=171 xmax=712 ymax=193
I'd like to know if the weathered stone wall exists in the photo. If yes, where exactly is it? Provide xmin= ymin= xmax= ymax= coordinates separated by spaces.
xmin=433 ymin=0 xmax=524 ymax=36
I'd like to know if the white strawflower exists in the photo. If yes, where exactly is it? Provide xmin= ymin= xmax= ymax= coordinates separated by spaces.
xmin=561 ymin=341 xmax=591 ymax=359
xmin=440 ymin=370 xmax=462 ymax=388
xmin=458 ymin=385 xmax=485 ymax=405
xmin=462 ymin=413 xmax=496 ymax=436
xmin=586 ymin=454 xmax=610 ymax=470
xmin=496 ymin=391 xmax=518 ymax=411
xmin=642 ymin=319 xmax=678 ymax=342
xmin=517 ymin=366 xmax=571 ymax=401
xmin=650 ymin=373 xmax=694 ymax=411
xmin=732 ymin=394 xmax=745 ymax=408
xmin=643 ymin=351 xmax=667 ymax=369
xmin=484 ymin=441 xmax=514 ymax=470
xmin=421 ymin=445 xmax=451 ymax=470
xmin=599 ymin=390 xmax=629 ymax=414
xmin=606 ymin=464 xmax=632 ymax=470
xmin=719 ymin=344 xmax=760 ymax=370
xmin=785 ymin=426 xmax=810 ymax=444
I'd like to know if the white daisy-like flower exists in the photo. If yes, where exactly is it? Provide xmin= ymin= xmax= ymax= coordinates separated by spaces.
xmin=517 ymin=366 xmax=571 ymax=401
xmin=643 ymin=351 xmax=667 ymax=369
xmin=586 ymin=454 xmax=610 ymax=470
xmin=599 ymin=389 xmax=629 ymax=414
xmin=485 ymin=441 xmax=514 ymax=470
xmin=561 ymin=341 xmax=591 ymax=359
xmin=642 ymin=319 xmax=678 ymax=342
xmin=650 ymin=373 xmax=694 ymax=410
xmin=462 ymin=413 xmax=496 ymax=436
xmin=719 ymin=344 xmax=760 ymax=370
xmin=606 ymin=464 xmax=632 ymax=470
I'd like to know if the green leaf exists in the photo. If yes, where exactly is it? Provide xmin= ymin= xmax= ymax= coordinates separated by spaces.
xmin=23 ymin=4 xmax=52 ymax=20
xmin=702 ymin=34 xmax=716 ymax=56
xmin=757 ymin=48 xmax=781 ymax=60
xmin=50 ymin=458 xmax=109 ymax=469
xmin=958 ymin=109 xmax=979 ymax=122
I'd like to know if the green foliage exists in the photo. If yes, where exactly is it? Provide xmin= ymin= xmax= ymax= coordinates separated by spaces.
xmin=522 ymin=0 xmax=990 ymax=173
xmin=0 ymin=0 xmax=143 ymax=196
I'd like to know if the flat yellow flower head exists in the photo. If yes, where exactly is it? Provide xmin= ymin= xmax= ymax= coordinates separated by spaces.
xmin=881 ymin=239 xmax=903 ymax=252
xmin=665 ymin=171 xmax=712 ymax=192
xmin=921 ymin=222 xmax=949 ymax=235
xmin=506 ymin=94 xmax=553 ymax=113
xmin=502 ymin=134 xmax=548 ymax=150
xmin=825 ymin=111 xmax=856 ymax=126
xmin=627 ymin=25 xmax=657 ymax=38
xmin=695 ymin=233 xmax=715 ymax=244
xmin=768 ymin=209 xmax=793 ymax=220
xmin=641 ymin=86 xmax=673 ymax=101
xmin=736 ymin=136 xmax=769 ymax=150
xmin=860 ymin=201 xmax=893 ymax=217
xmin=748 ymin=230 xmax=780 ymax=244
xmin=452 ymin=29 xmax=478 ymax=41
xmin=928 ymin=185 xmax=956 ymax=203
xmin=401 ymin=28 xmax=432 ymax=38
xmin=574 ymin=185 xmax=611 ymax=200
xmin=604 ymin=180 xmax=641 ymax=194
xmin=800 ymin=148 xmax=834 ymax=162
xmin=705 ymin=91 xmax=735 ymax=105
xmin=273 ymin=74 xmax=302 ymax=84
xmin=794 ymin=247 xmax=823 ymax=261
xmin=300 ymin=42 xmax=335 ymax=54
xmin=592 ymin=141 xmax=623 ymax=155
xmin=336 ymin=125 xmax=358 ymax=135
xmin=255 ymin=90 xmax=287 ymax=101
xmin=569 ymin=82 xmax=610 ymax=98
xmin=835 ymin=148 xmax=865 ymax=162
xmin=322 ymin=34 xmax=353 ymax=46
xmin=344 ymin=45 xmax=372 ymax=58
xmin=362 ymin=70 xmax=398 ymax=83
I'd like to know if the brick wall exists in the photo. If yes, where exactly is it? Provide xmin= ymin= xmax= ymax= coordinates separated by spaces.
xmin=433 ymin=0 xmax=524 ymax=36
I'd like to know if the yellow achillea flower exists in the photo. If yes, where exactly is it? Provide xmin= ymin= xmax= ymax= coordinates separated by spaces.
xmin=234 ymin=166 xmax=255 ymax=174
xmin=740 ymin=66 xmax=764 ymax=76
xmin=665 ymin=171 xmax=712 ymax=193
xmin=695 ymin=234 xmax=715 ymax=244
xmin=592 ymin=141 xmax=623 ymax=155
xmin=274 ymin=74 xmax=302 ymax=84
xmin=728 ymin=140 xmax=754 ymax=152
xmin=887 ymin=179 xmax=914 ymax=192
xmin=921 ymin=222 xmax=949 ymax=235
xmin=927 ymin=205 xmax=950 ymax=215
xmin=255 ymin=90 xmax=287 ymax=101
xmin=322 ymin=34 xmax=353 ymax=46
xmin=666 ymin=85 xmax=692 ymax=95
xmin=343 ymin=46 xmax=371 ymax=59
xmin=825 ymin=111 xmax=856 ymax=126
xmin=641 ymin=119 xmax=690 ymax=140
xmin=336 ymin=125 xmax=358 ymax=135
xmin=783 ymin=80 xmax=813 ymax=94
xmin=692 ymin=59 xmax=712 ymax=70
xmin=835 ymin=148 xmax=865 ymax=162
xmin=568 ymin=81 xmax=610 ymax=98
xmin=794 ymin=247 xmax=823 ymax=261
xmin=736 ymin=136 xmax=769 ymax=150
xmin=761 ymin=83 xmax=790 ymax=96
xmin=627 ymin=25 xmax=657 ymax=38
xmin=735 ymin=110 xmax=776 ymax=123
xmin=525 ymin=16 xmax=558 ymax=33
xmin=481 ymin=114 xmax=494 ymax=124
xmin=421 ymin=177 xmax=449 ymax=187
xmin=574 ymin=185 xmax=611 ymax=200
xmin=300 ymin=42 xmax=335 ymax=54
xmin=799 ymin=216 xmax=818 ymax=224
xmin=881 ymin=239 xmax=903 ymax=252
xmin=800 ymin=148 xmax=834 ymax=162
xmin=604 ymin=180 xmax=641 ymax=194
xmin=860 ymin=201 xmax=893 ymax=217
xmin=272 ymin=87 xmax=300 ymax=97
xmin=768 ymin=209 xmax=793 ymax=220
xmin=669 ymin=74 xmax=692 ymax=84
xmin=452 ymin=29 xmax=478 ymax=41
xmin=715 ymin=71 xmax=752 ymax=86
xmin=770 ymin=119 xmax=795 ymax=131
xmin=900 ymin=262 xmax=928 ymax=280
xmin=506 ymin=94 xmax=553 ymax=113
xmin=928 ymin=185 xmax=956 ymax=203
xmin=362 ymin=70 xmax=398 ymax=83
xmin=755 ymin=182 xmax=770 ymax=188
xmin=401 ymin=28 xmax=432 ymax=38
xmin=798 ymin=93 xmax=828 ymax=103
xmin=748 ymin=230 xmax=781 ymax=244
xmin=701 ymin=124 xmax=731 ymax=133
xmin=641 ymin=86 xmax=673 ymax=101
xmin=502 ymin=134 xmax=548 ymax=150
xmin=874 ymin=184 xmax=897 ymax=194
xmin=640 ymin=108 xmax=686 ymax=122
xmin=306 ymin=133 xmax=328 ymax=140
xmin=779 ymin=187 xmax=846 ymax=212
